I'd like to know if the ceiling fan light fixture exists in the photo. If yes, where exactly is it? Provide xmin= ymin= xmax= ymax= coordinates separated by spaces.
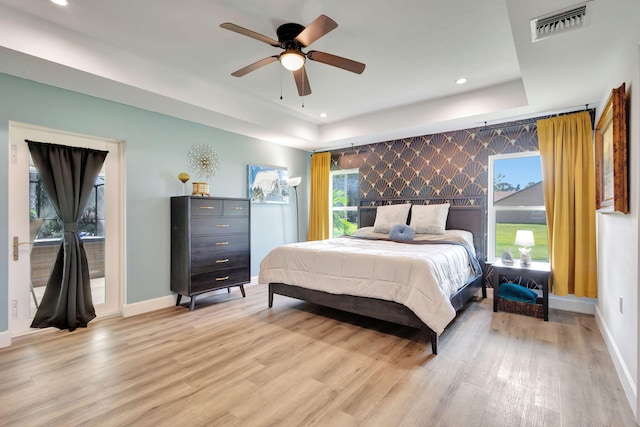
xmin=280 ymin=51 xmax=305 ymax=71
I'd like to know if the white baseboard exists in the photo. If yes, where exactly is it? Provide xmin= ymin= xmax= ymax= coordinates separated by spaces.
xmin=0 ymin=329 xmax=11 ymax=348
xmin=0 ymin=278 xmax=261 ymax=347
xmin=595 ymin=306 xmax=637 ymax=418
xmin=122 ymin=295 xmax=176 ymax=317
xmin=549 ymin=294 xmax=596 ymax=314
xmin=121 ymin=277 xmax=261 ymax=317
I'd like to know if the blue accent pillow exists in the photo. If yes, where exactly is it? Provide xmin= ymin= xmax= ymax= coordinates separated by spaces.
xmin=389 ymin=224 xmax=415 ymax=241
xmin=498 ymin=282 xmax=538 ymax=304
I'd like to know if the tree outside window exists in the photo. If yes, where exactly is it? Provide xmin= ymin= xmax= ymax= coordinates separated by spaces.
xmin=330 ymin=169 xmax=359 ymax=238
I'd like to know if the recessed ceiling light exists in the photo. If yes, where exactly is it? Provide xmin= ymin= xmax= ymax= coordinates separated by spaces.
xmin=319 ymin=112 xmax=327 ymax=118
xmin=51 ymin=0 xmax=68 ymax=6
xmin=455 ymin=77 xmax=467 ymax=85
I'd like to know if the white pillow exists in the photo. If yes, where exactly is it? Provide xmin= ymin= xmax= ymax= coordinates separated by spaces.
xmin=372 ymin=204 xmax=411 ymax=233
xmin=409 ymin=203 xmax=450 ymax=234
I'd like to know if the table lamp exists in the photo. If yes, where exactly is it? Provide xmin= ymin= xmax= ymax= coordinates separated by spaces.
xmin=515 ymin=230 xmax=534 ymax=266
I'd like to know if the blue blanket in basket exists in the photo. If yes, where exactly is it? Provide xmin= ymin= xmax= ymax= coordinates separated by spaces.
xmin=498 ymin=282 xmax=538 ymax=304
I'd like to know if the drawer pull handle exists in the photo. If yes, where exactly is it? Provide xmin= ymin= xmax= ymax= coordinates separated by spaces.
xmin=216 ymin=242 xmax=229 ymax=245
xmin=216 ymin=258 xmax=230 ymax=263
xmin=232 ymin=207 xmax=244 ymax=210
xmin=216 ymin=224 xmax=229 ymax=227
xmin=199 ymin=206 xmax=215 ymax=210
xmin=215 ymin=276 xmax=230 ymax=281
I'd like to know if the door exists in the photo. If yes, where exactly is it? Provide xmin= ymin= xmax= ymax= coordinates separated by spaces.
xmin=8 ymin=122 xmax=124 ymax=336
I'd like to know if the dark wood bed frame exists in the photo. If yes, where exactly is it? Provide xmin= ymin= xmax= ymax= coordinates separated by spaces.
xmin=268 ymin=196 xmax=486 ymax=355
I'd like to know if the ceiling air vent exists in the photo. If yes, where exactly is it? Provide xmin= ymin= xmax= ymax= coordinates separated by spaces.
xmin=530 ymin=1 xmax=593 ymax=42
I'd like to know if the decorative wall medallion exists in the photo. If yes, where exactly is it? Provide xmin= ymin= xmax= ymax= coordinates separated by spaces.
xmin=188 ymin=144 xmax=220 ymax=180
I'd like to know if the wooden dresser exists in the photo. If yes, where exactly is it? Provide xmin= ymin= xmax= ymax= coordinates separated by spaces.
xmin=171 ymin=196 xmax=250 ymax=310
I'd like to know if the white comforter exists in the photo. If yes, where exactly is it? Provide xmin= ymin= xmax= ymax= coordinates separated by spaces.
xmin=259 ymin=236 xmax=477 ymax=335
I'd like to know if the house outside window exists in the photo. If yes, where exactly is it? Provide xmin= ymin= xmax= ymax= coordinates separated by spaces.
xmin=487 ymin=152 xmax=548 ymax=262
xmin=330 ymin=168 xmax=359 ymax=238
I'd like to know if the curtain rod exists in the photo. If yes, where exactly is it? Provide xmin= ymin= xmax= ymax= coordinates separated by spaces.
xmin=321 ymin=103 xmax=596 ymax=154
xmin=479 ymin=105 xmax=595 ymax=132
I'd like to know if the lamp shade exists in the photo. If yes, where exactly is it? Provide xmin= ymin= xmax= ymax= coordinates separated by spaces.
xmin=286 ymin=176 xmax=302 ymax=187
xmin=279 ymin=51 xmax=305 ymax=71
xmin=514 ymin=230 xmax=535 ymax=247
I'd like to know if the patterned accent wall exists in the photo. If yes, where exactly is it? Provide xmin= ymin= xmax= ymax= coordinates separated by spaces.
xmin=330 ymin=118 xmax=541 ymax=206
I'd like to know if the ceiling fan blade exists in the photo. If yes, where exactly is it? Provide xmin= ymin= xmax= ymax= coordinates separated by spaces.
xmin=295 ymin=15 xmax=338 ymax=47
xmin=293 ymin=66 xmax=312 ymax=96
xmin=307 ymin=50 xmax=366 ymax=74
xmin=220 ymin=22 xmax=281 ymax=47
xmin=231 ymin=56 xmax=278 ymax=77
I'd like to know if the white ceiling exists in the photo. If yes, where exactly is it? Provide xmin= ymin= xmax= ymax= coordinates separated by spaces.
xmin=0 ymin=0 xmax=638 ymax=151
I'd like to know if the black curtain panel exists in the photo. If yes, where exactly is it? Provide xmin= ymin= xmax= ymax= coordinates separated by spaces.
xmin=26 ymin=140 xmax=108 ymax=331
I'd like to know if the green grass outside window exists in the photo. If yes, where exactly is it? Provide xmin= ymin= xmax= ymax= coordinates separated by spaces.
xmin=495 ymin=223 xmax=549 ymax=261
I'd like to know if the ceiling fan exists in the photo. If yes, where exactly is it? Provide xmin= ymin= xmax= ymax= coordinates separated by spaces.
xmin=220 ymin=15 xmax=366 ymax=96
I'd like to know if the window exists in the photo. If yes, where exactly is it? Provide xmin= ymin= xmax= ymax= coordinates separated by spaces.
xmin=330 ymin=168 xmax=359 ymax=238
xmin=487 ymin=152 xmax=548 ymax=262
xmin=30 ymin=165 xmax=105 ymax=240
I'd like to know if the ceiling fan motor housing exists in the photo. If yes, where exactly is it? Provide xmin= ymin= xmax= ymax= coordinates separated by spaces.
xmin=277 ymin=23 xmax=305 ymax=47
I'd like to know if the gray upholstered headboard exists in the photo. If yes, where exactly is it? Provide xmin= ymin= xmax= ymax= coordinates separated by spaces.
xmin=358 ymin=197 xmax=485 ymax=262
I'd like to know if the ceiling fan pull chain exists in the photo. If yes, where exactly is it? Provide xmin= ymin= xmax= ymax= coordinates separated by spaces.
xmin=301 ymin=75 xmax=305 ymax=108
xmin=280 ymin=67 xmax=283 ymax=100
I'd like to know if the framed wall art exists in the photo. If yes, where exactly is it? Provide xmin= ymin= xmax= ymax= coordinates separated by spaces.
xmin=247 ymin=164 xmax=290 ymax=204
xmin=595 ymin=83 xmax=628 ymax=214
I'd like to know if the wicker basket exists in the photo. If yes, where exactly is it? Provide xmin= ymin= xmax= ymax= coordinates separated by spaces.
xmin=497 ymin=297 xmax=544 ymax=319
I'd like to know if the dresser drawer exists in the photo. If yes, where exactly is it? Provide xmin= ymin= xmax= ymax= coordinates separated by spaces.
xmin=191 ymin=251 xmax=249 ymax=275
xmin=191 ymin=217 xmax=248 ymax=236
xmin=190 ymin=198 xmax=223 ymax=216
xmin=223 ymin=200 xmax=249 ymax=216
xmin=191 ymin=234 xmax=249 ymax=255
xmin=191 ymin=268 xmax=250 ymax=294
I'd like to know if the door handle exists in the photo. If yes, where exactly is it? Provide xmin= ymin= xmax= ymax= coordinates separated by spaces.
xmin=13 ymin=236 xmax=33 ymax=261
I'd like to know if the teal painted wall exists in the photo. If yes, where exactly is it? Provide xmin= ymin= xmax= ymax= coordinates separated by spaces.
xmin=0 ymin=73 xmax=310 ymax=332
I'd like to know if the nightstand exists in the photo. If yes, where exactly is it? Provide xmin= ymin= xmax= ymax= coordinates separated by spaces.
xmin=490 ymin=259 xmax=550 ymax=321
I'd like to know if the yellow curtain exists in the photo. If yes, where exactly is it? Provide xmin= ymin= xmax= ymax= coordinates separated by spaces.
xmin=537 ymin=111 xmax=596 ymax=297
xmin=307 ymin=152 xmax=331 ymax=241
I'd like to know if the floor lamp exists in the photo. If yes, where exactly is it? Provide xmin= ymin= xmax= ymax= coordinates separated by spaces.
xmin=286 ymin=176 xmax=302 ymax=242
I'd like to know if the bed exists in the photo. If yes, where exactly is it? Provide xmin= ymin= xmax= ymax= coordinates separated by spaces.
xmin=260 ymin=196 xmax=486 ymax=354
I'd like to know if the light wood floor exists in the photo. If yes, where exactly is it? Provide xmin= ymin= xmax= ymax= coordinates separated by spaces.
xmin=0 ymin=285 xmax=635 ymax=426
